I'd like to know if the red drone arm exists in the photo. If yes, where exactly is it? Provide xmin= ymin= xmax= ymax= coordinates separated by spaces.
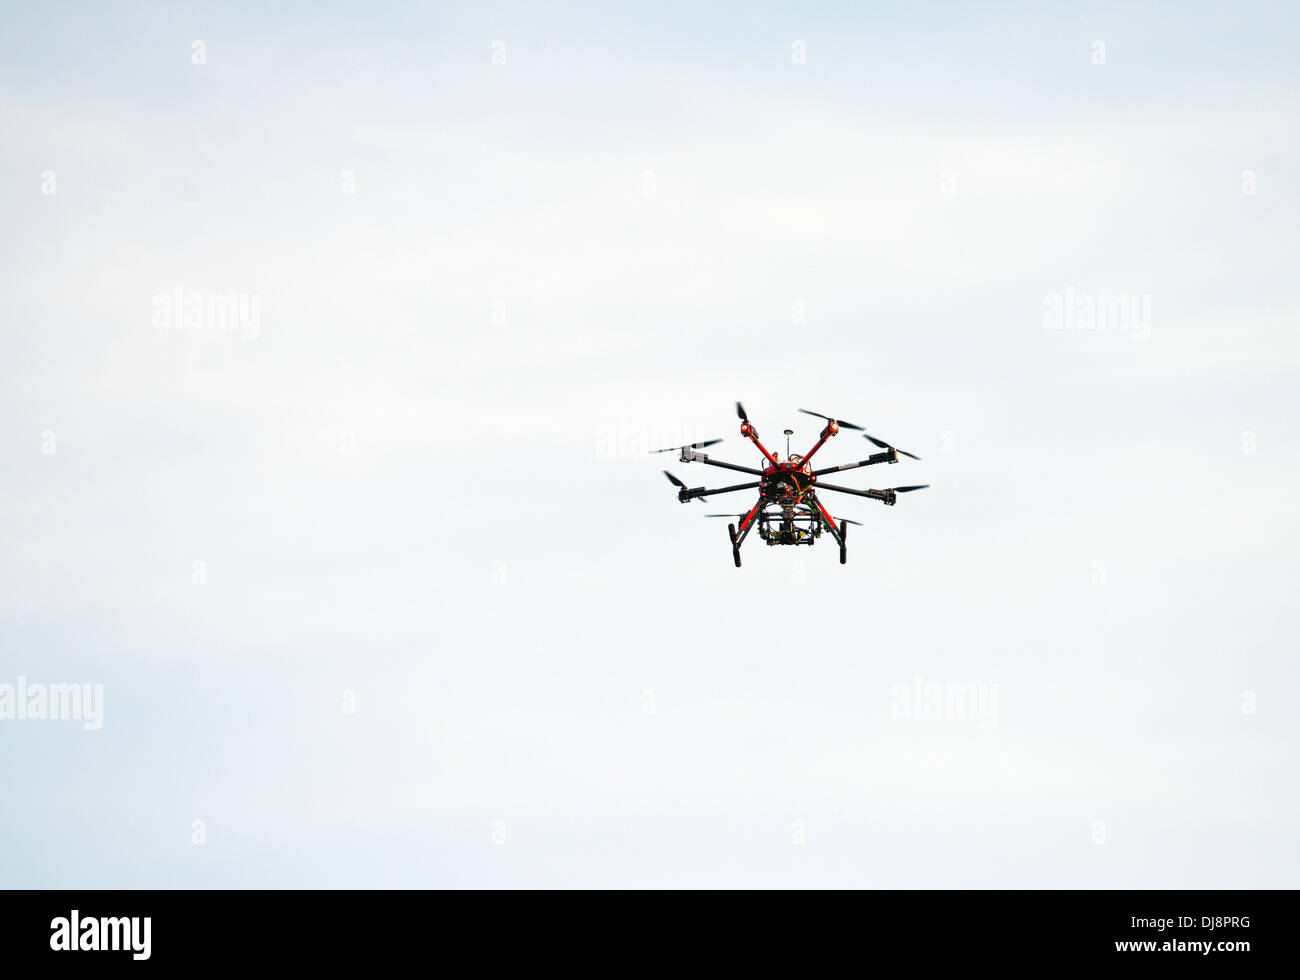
xmin=739 ymin=421 xmax=779 ymax=466
xmin=798 ymin=421 xmax=839 ymax=467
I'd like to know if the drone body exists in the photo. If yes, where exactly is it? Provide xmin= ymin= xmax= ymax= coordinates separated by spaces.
xmin=655 ymin=403 xmax=929 ymax=567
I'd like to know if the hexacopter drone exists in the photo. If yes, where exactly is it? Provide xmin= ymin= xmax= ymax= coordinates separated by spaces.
xmin=655 ymin=403 xmax=929 ymax=566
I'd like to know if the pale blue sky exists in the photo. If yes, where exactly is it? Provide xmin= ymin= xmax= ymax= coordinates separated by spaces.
xmin=1 ymin=1 xmax=1297 ymax=887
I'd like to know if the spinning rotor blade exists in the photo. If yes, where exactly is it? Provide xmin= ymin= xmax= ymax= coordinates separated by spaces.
xmin=735 ymin=401 xmax=749 ymax=422
xmin=837 ymin=517 xmax=864 ymax=526
xmin=648 ymin=438 xmax=722 ymax=454
xmin=704 ymin=513 xmax=747 ymax=518
xmin=798 ymin=408 xmax=864 ymax=431
xmin=863 ymin=432 xmax=921 ymax=460
xmin=662 ymin=470 xmax=686 ymax=488
xmin=890 ymin=484 xmax=930 ymax=493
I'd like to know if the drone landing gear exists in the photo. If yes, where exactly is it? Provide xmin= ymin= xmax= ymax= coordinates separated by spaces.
xmin=727 ymin=523 xmax=741 ymax=567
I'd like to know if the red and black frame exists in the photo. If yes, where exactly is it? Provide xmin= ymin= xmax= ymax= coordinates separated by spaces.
xmin=656 ymin=403 xmax=929 ymax=567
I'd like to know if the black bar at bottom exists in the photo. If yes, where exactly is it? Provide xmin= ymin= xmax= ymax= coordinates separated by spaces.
xmin=0 ymin=889 xmax=1285 ymax=968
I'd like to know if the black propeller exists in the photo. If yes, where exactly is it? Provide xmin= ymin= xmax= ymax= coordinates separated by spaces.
xmin=863 ymin=432 xmax=921 ymax=461
xmin=837 ymin=517 xmax=864 ymax=526
xmin=649 ymin=438 xmax=722 ymax=454
xmin=736 ymin=401 xmax=749 ymax=422
xmin=798 ymin=408 xmax=864 ymax=431
xmin=663 ymin=470 xmax=706 ymax=502
xmin=889 ymin=484 xmax=929 ymax=493
xmin=704 ymin=513 xmax=747 ymax=518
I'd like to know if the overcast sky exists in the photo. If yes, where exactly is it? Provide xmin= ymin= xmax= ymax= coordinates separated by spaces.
xmin=1 ymin=1 xmax=1297 ymax=887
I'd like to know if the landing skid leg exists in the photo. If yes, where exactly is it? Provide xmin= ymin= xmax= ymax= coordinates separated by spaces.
xmin=807 ymin=491 xmax=846 ymax=564
xmin=728 ymin=497 xmax=763 ymax=568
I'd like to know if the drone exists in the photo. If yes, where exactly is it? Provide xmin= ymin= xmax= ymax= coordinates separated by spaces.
xmin=654 ymin=403 xmax=929 ymax=567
